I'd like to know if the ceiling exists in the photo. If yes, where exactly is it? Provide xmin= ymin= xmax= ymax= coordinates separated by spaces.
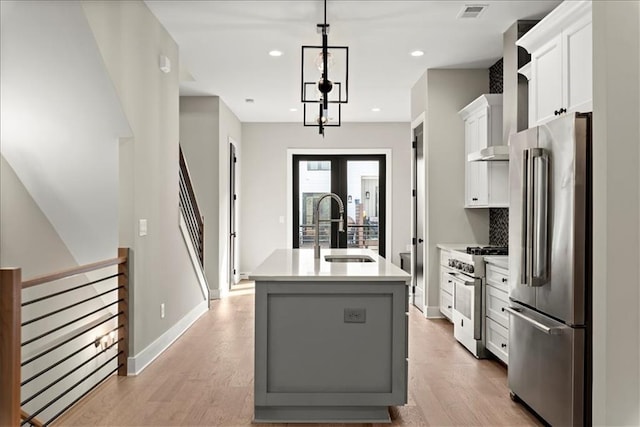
xmin=145 ymin=0 xmax=561 ymax=123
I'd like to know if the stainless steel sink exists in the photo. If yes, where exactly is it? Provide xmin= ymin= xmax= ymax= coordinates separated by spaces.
xmin=324 ymin=254 xmax=374 ymax=263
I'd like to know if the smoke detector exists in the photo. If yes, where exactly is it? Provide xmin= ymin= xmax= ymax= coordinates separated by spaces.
xmin=458 ymin=4 xmax=488 ymax=19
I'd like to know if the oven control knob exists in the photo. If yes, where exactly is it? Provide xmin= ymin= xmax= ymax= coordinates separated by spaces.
xmin=448 ymin=259 xmax=454 ymax=267
xmin=468 ymin=265 xmax=474 ymax=274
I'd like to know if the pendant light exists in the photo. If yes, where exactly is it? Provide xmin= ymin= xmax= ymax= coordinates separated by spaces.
xmin=301 ymin=0 xmax=349 ymax=136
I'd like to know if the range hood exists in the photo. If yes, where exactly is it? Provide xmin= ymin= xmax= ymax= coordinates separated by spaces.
xmin=468 ymin=145 xmax=509 ymax=162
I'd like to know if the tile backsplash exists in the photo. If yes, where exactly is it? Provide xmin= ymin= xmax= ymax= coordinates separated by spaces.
xmin=489 ymin=208 xmax=509 ymax=247
xmin=489 ymin=58 xmax=504 ymax=94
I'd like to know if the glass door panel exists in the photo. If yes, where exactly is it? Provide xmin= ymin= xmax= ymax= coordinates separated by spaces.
xmin=297 ymin=160 xmax=332 ymax=249
xmin=346 ymin=161 xmax=380 ymax=254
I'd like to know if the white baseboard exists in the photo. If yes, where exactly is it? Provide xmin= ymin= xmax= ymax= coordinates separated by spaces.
xmin=127 ymin=300 xmax=208 ymax=375
xmin=239 ymin=272 xmax=250 ymax=280
xmin=425 ymin=305 xmax=445 ymax=319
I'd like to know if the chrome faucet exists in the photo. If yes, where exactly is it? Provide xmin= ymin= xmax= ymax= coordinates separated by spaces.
xmin=313 ymin=193 xmax=346 ymax=259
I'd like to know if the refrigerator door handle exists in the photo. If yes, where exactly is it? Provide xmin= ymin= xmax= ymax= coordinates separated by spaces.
xmin=505 ymin=306 xmax=567 ymax=335
xmin=520 ymin=149 xmax=530 ymax=285
xmin=531 ymin=148 xmax=549 ymax=285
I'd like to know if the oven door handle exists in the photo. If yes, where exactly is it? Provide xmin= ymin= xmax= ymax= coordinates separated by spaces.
xmin=504 ymin=307 xmax=567 ymax=335
xmin=447 ymin=271 xmax=476 ymax=286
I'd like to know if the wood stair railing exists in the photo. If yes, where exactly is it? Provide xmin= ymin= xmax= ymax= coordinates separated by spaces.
xmin=0 ymin=248 xmax=130 ymax=427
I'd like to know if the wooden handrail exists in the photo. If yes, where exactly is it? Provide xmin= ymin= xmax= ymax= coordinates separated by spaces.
xmin=1 ymin=268 xmax=21 ymax=427
xmin=22 ymin=256 xmax=127 ymax=289
xmin=21 ymin=409 xmax=44 ymax=427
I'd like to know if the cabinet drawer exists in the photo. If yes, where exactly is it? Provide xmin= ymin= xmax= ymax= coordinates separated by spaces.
xmin=440 ymin=290 xmax=453 ymax=321
xmin=486 ymin=284 xmax=510 ymax=328
xmin=486 ymin=264 xmax=509 ymax=292
xmin=486 ymin=318 xmax=509 ymax=365
xmin=440 ymin=268 xmax=455 ymax=295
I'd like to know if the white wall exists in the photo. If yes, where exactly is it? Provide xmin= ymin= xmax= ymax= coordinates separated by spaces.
xmin=412 ymin=69 xmax=490 ymax=317
xmin=179 ymin=97 xmax=220 ymax=292
xmin=82 ymin=0 xmax=204 ymax=358
xmin=179 ymin=96 xmax=242 ymax=297
xmin=592 ymin=1 xmax=640 ymax=425
xmin=240 ymin=122 xmax=411 ymax=274
xmin=0 ymin=0 xmax=131 ymax=266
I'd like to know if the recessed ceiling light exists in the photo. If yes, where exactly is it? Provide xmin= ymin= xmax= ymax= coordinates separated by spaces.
xmin=410 ymin=50 xmax=424 ymax=57
xmin=269 ymin=50 xmax=283 ymax=57
xmin=372 ymin=107 xmax=381 ymax=112
xmin=289 ymin=108 xmax=298 ymax=112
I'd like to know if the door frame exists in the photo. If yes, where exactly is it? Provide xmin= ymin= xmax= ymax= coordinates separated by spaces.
xmin=287 ymin=148 xmax=393 ymax=258
xmin=411 ymin=112 xmax=427 ymax=315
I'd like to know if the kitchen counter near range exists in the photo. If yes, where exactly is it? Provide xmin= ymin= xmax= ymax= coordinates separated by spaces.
xmin=436 ymin=243 xmax=485 ymax=252
xmin=250 ymin=248 xmax=410 ymax=283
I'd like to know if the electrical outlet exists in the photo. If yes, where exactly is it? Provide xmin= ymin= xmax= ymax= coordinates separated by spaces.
xmin=160 ymin=303 xmax=165 ymax=319
xmin=344 ymin=308 xmax=366 ymax=323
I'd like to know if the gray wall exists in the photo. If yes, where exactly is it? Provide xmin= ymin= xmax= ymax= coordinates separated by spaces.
xmin=180 ymin=96 xmax=242 ymax=296
xmin=240 ymin=122 xmax=411 ymax=274
xmin=83 ymin=0 xmax=204 ymax=356
xmin=592 ymin=1 xmax=640 ymax=425
xmin=412 ymin=69 xmax=490 ymax=316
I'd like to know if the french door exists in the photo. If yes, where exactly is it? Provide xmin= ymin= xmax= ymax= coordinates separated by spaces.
xmin=292 ymin=155 xmax=386 ymax=257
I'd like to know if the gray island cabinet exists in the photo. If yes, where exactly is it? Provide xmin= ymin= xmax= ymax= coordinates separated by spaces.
xmin=250 ymin=248 xmax=411 ymax=423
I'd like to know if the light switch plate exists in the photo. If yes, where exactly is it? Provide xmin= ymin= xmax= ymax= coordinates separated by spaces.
xmin=139 ymin=219 xmax=148 ymax=236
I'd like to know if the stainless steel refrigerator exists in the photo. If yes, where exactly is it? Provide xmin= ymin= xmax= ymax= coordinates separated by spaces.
xmin=507 ymin=112 xmax=591 ymax=426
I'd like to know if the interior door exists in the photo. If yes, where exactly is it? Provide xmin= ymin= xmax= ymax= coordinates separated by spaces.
xmin=413 ymin=124 xmax=425 ymax=310
xmin=229 ymin=142 xmax=237 ymax=287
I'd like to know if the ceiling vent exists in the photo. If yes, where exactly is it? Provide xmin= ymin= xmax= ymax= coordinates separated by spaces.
xmin=458 ymin=4 xmax=488 ymax=19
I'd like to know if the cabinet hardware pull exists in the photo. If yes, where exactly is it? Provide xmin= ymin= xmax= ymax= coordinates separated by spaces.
xmin=472 ymin=197 xmax=478 ymax=201
xmin=447 ymin=305 xmax=452 ymax=309
xmin=418 ymin=238 xmax=424 ymax=243
xmin=554 ymin=110 xmax=559 ymax=116
xmin=461 ymin=319 xmax=464 ymax=327
xmin=501 ymin=343 xmax=507 ymax=348
xmin=502 ymin=278 xmax=507 ymax=283
xmin=501 ymin=307 xmax=505 ymax=312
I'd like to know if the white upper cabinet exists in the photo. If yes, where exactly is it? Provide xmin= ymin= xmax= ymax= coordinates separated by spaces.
xmin=458 ymin=94 xmax=508 ymax=208
xmin=517 ymin=1 xmax=592 ymax=127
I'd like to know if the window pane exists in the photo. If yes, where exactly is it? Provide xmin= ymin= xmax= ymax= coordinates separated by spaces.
xmin=298 ymin=160 xmax=332 ymax=248
xmin=346 ymin=161 xmax=379 ymax=254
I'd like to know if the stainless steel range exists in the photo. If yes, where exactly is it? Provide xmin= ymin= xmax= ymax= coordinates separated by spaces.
xmin=447 ymin=246 xmax=507 ymax=358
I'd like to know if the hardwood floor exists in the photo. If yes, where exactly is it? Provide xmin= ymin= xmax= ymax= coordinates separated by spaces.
xmin=57 ymin=290 xmax=541 ymax=426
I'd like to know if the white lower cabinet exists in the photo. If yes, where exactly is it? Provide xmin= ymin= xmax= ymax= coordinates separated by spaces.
xmin=439 ymin=249 xmax=454 ymax=322
xmin=486 ymin=318 xmax=509 ymax=363
xmin=485 ymin=261 xmax=509 ymax=364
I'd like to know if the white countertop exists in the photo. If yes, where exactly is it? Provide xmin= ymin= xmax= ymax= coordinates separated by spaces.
xmin=250 ymin=248 xmax=411 ymax=283
xmin=484 ymin=255 xmax=509 ymax=269
xmin=436 ymin=243 xmax=481 ymax=252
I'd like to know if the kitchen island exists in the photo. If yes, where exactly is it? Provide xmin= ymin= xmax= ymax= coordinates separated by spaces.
xmin=250 ymin=248 xmax=410 ymax=423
